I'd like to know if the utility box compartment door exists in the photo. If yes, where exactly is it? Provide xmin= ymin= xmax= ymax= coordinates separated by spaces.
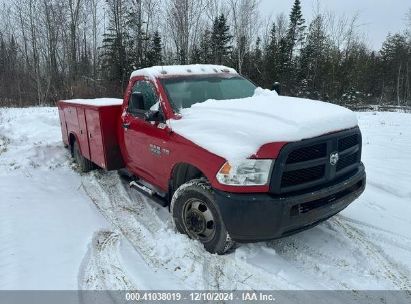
xmin=77 ymin=108 xmax=91 ymax=160
xmin=85 ymin=109 xmax=105 ymax=169
xmin=58 ymin=108 xmax=68 ymax=146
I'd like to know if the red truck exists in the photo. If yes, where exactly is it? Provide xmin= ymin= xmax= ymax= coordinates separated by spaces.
xmin=58 ymin=64 xmax=366 ymax=254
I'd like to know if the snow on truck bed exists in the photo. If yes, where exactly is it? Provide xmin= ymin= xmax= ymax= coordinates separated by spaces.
xmin=0 ymin=107 xmax=411 ymax=291
xmin=61 ymin=98 xmax=123 ymax=107
xmin=169 ymin=88 xmax=358 ymax=161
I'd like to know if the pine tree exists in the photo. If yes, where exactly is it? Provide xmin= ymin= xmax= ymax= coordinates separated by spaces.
xmin=0 ymin=34 xmax=6 ymax=99
xmin=99 ymin=0 xmax=130 ymax=91
xmin=146 ymin=31 xmax=163 ymax=66
xmin=0 ymin=34 xmax=6 ymax=76
xmin=264 ymin=23 xmax=280 ymax=88
xmin=299 ymin=15 xmax=328 ymax=99
xmin=248 ymin=37 xmax=264 ymax=85
xmin=210 ymin=14 xmax=232 ymax=65
xmin=100 ymin=29 xmax=128 ymax=82
xmin=190 ymin=45 xmax=202 ymax=63
xmin=286 ymin=0 xmax=306 ymax=58
xmin=380 ymin=33 xmax=409 ymax=104
xmin=191 ymin=29 xmax=213 ymax=64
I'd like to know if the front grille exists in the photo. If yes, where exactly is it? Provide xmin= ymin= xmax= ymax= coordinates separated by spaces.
xmin=338 ymin=134 xmax=358 ymax=151
xmin=337 ymin=152 xmax=359 ymax=171
xmin=286 ymin=144 xmax=327 ymax=164
xmin=270 ymin=127 xmax=362 ymax=194
xmin=281 ymin=165 xmax=325 ymax=187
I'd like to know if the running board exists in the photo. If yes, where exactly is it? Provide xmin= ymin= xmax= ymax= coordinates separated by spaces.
xmin=129 ymin=181 xmax=168 ymax=207
xmin=130 ymin=181 xmax=155 ymax=195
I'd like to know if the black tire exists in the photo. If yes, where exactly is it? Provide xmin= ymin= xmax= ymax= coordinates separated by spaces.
xmin=171 ymin=179 xmax=234 ymax=254
xmin=72 ymin=140 xmax=93 ymax=173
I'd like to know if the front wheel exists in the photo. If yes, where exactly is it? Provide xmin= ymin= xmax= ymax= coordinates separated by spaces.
xmin=171 ymin=179 xmax=234 ymax=254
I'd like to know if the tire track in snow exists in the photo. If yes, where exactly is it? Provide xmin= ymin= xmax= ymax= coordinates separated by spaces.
xmin=332 ymin=216 xmax=411 ymax=289
xmin=81 ymin=171 xmax=297 ymax=290
xmin=266 ymin=232 xmax=354 ymax=289
xmin=338 ymin=215 xmax=411 ymax=252
xmin=79 ymin=230 xmax=136 ymax=290
xmin=264 ymin=215 xmax=411 ymax=290
xmin=82 ymin=171 xmax=212 ymax=289
xmin=0 ymin=135 xmax=9 ymax=156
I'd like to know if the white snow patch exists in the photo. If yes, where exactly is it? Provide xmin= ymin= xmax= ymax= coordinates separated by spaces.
xmin=61 ymin=98 xmax=123 ymax=107
xmin=130 ymin=64 xmax=237 ymax=80
xmin=168 ymin=88 xmax=358 ymax=161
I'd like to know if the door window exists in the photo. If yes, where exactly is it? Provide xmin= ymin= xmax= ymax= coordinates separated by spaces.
xmin=129 ymin=81 xmax=158 ymax=115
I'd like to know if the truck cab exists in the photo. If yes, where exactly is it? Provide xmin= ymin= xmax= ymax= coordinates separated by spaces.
xmin=58 ymin=64 xmax=366 ymax=254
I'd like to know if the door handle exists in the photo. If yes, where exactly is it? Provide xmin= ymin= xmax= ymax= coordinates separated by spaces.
xmin=122 ymin=123 xmax=130 ymax=129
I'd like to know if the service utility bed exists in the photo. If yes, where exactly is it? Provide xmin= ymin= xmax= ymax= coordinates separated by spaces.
xmin=57 ymin=98 xmax=124 ymax=170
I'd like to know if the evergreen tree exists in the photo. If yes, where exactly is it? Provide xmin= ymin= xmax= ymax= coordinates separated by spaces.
xmin=100 ymin=29 xmax=128 ymax=82
xmin=99 ymin=0 xmax=130 ymax=91
xmin=190 ymin=45 xmax=202 ymax=63
xmin=380 ymin=33 xmax=410 ymax=104
xmin=264 ymin=23 xmax=281 ymax=88
xmin=191 ymin=29 xmax=213 ymax=63
xmin=299 ymin=15 xmax=328 ymax=99
xmin=210 ymin=14 xmax=232 ymax=65
xmin=286 ymin=0 xmax=306 ymax=59
xmin=0 ymin=34 xmax=6 ymax=99
xmin=248 ymin=37 xmax=264 ymax=85
xmin=146 ymin=31 xmax=163 ymax=66
xmin=274 ymin=0 xmax=307 ymax=94
xmin=0 ymin=34 xmax=6 ymax=76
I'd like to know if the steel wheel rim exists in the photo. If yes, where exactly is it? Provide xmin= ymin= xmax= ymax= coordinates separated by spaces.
xmin=182 ymin=198 xmax=216 ymax=242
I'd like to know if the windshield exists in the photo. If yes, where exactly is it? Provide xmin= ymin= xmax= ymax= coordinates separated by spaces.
xmin=161 ymin=76 xmax=256 ymax=112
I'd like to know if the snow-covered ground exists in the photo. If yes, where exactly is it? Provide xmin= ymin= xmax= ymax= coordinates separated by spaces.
xmin=0 ymin=107 xmax=410 ymax=290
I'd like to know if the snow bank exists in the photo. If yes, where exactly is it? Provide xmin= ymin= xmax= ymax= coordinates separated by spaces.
xmin=61 ymin=98 xmax=123 ymax=107
xmin=169 ymin=88 xmax=358 ymax=161
xmin=130 ymin=64 xmax=237 ymax=80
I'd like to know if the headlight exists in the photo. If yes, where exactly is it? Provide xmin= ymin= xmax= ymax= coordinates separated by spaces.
xmin=216 ymin=160 xmax=274 ymax=186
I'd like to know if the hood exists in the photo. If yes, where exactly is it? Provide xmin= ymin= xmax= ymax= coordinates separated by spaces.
xmin=168 ymin=88 xmax=358 ymax=162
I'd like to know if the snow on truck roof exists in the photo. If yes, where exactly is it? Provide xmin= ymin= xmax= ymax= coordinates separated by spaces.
xmin=61 ymin=98 xmax=123 ymax=107
xmin=130 ymin=64 xmax=238 ymax=79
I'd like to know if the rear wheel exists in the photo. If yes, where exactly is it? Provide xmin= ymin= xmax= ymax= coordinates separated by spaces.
xmin=72 ymin=140 xmax=93 ymax=173
xmin=171 ymin=179 xmax=234 ymax=254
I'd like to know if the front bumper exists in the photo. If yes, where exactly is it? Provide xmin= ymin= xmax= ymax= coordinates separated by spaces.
xmin=214 ymin=164 xmax=366 ymax=242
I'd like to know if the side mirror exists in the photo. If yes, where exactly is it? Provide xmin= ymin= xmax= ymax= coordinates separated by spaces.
xmin=272 ymin=82 xmax=281 ymax=95
xmin=144 ymin=110 xmax=163 ymax=122
xmin=129 ymin=92 xmax=144 ymax=114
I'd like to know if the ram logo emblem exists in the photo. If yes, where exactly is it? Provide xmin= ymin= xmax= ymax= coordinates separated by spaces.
xmin=330 ymin=151 xmax=339 ymax=166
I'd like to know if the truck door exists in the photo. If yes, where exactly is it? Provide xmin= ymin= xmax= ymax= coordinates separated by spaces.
xmin=122 ymin=80 xmax=170 ymax=189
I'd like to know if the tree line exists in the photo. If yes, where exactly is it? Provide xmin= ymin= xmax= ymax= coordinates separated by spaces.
xmin=0 ymin=0 xmax=410 ymax=107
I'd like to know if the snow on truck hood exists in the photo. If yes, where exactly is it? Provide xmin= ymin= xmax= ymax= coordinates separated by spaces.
xmin=168 ymin=88 xmax=358 ymax=162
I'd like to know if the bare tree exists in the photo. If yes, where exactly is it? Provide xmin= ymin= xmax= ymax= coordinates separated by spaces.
xmin=229 ymin=0 xmax=260 ymax=73
xmin=165 ymin=0 xmax=206 ymax=64
xmin=68 ymin=0 xmax=82 ymax=79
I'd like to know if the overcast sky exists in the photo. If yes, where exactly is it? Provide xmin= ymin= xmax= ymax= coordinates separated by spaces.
xmin=259 ymin=0 xmax=411 ymax=50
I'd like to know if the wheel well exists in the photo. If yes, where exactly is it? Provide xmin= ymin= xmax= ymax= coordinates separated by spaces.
xmin=170 ymin=163 xmax=206 ymax=196
xmin=69 ymin=133 xmax=76 ymax=155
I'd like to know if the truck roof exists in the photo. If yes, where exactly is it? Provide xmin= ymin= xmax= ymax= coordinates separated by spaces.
xmin=130 ymin=64 xmax=238 ymax=80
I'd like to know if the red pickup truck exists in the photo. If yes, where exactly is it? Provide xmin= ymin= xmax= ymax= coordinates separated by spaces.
xmin=58 ymin=64 xmax=366 ymax=254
